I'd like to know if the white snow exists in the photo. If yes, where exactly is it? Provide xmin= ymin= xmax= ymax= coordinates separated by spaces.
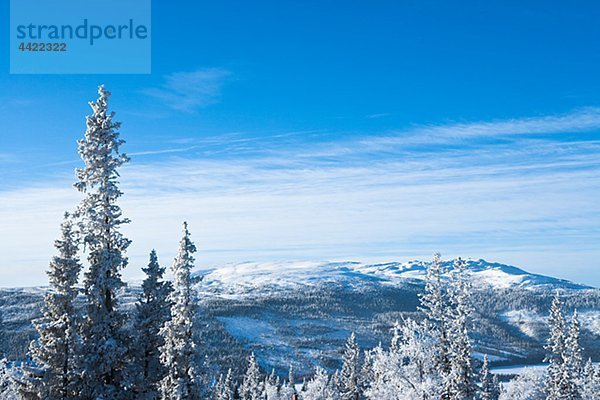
xmin=492 ymin=363 xmax=599 ymax=376
xmin=196 ymin=258 xmax=589 ymax=297
xmin=217 ymin=316 xmax=284 ymax=346
xmin=470 ymin=268 xmax=525 ymax=289
xmin=501 ymin=310 xmax=546 ymax=338
xmin=578 ymin=310 xmax=600 ymax=335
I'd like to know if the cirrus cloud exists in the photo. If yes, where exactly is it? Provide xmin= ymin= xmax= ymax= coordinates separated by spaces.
xmin=144 ymin=68 xmax=231 ymax=112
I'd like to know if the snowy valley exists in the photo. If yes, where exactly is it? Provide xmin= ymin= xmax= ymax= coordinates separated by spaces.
xmin=3 ymin=258 xmax=599 ymax=380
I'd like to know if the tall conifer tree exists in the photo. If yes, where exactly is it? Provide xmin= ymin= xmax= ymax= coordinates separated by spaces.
xmin=159 ymin=222 xmax=200 ymax=400
xmin=339 ymin=332 xmax=360 ymax=400
xmin=25 ymin=213 xmax=83 ymax=399
xmin=75 ymin=85 xmax=131 ymax=399
xmin=130 ymin=250 xmax=173 ymax=399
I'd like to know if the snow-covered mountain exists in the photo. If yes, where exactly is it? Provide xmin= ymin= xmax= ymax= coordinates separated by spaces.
xmin=1 ymin=258 xmax=598 ymax=379
xmin=196 ymin=258 xmax=591 ymax=297
xmin=185 ymin=258 xmax=599 ymax=376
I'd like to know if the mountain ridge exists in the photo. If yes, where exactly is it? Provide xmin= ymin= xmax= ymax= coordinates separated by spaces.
xmin=194 ymin=258 xmax=593 ymax=297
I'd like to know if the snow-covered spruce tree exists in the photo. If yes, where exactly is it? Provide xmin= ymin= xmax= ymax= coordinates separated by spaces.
xmin=362 ymin=345 xmax=400 ymax=400
xmin=303 ymin=367 xmax=340 ymax=400
xmin=279 ymin=381 xmax=293 ymax=399
xmin=264 ymin=369 xmax=281 ymax=400
xmin=580 ymin=359 xmax=599 ymax=400
xmin=545 ymin=290 xmax=566 ymax=398
xmin=74 ymin=85 xmax=131 ymax=399
xmin=0 ymin=359 xmax=18 ymax=400
xmin=222 ymin=371 xmax=234 ymax=400
xmin=565 ymin=310 xmax=583 ymax=380
xmin=545 ymin=290 xmax=582 ymax=400
xmin=0 ymin=316 xmax=15 ymax=400
xmin=389 ymin=321 xmax=401 ymax=354
xmin=214 ymin=374 xmax=224 ymax=400
xmin=159 ymin=222 xmax=200 ymax=400
xmin=129 ymin=250 xmax=173 ymax=399
xmin=363 ymin=318 xmax=439 ymax=400
xmin=338 ymin=332 xmax=360 ymax=400
xmin=330 ymin=370 xmax=340 ymax=395
xmin=288 ymin=365 xmax=295 ymax=390
xmin=239 ymin=353 xmax=264 ymax=400
xmin=544 ymin=290 xmax=580 ymax=400
xmin=396 ymin=318 xmax=440 ymax=399
xmin=499 ymin=368 xmax=545 ymax=400
xmin=279 ymin=366 xmax=296 ymax=399
xmin=419 ymin=253 xmax=452 ymax=380
xmin=478 ymin=355 xmax=500 ymax=400
xmin=447 ymin=257 xmax=477 ymax=400
xmin=23 ymin=213 xmax=83 ymax=399
xmin=417 ymin=254 xmax=478 ymax=400
xmin=214 ymin=369 xmax=234 ymax=400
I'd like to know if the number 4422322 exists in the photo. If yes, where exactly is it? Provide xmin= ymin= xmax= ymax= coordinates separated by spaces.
xmin=18 ymin=42 xmax=67 ymax=52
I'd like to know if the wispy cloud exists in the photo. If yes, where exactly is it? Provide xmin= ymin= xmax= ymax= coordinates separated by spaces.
xmin=128 ymin=146 xmax=201 ymax=157
xmin=1 ymin=108 xmax=599 ymax=287
xmin=144 ymin=68 xmax=231 ymax=112
xmin=367 ymin=107 xmax=600 ymax=148
xmin=366 ymin=113 xmax=390 ymax=119
xmin=0 ymin=97 xmax=35 ymax=111
xmin=0 ymin=153 xmax=19 ymax=163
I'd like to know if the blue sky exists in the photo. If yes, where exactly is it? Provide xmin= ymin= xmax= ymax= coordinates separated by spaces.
xmin=1 ymin=0 xmax=599 ymax=287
